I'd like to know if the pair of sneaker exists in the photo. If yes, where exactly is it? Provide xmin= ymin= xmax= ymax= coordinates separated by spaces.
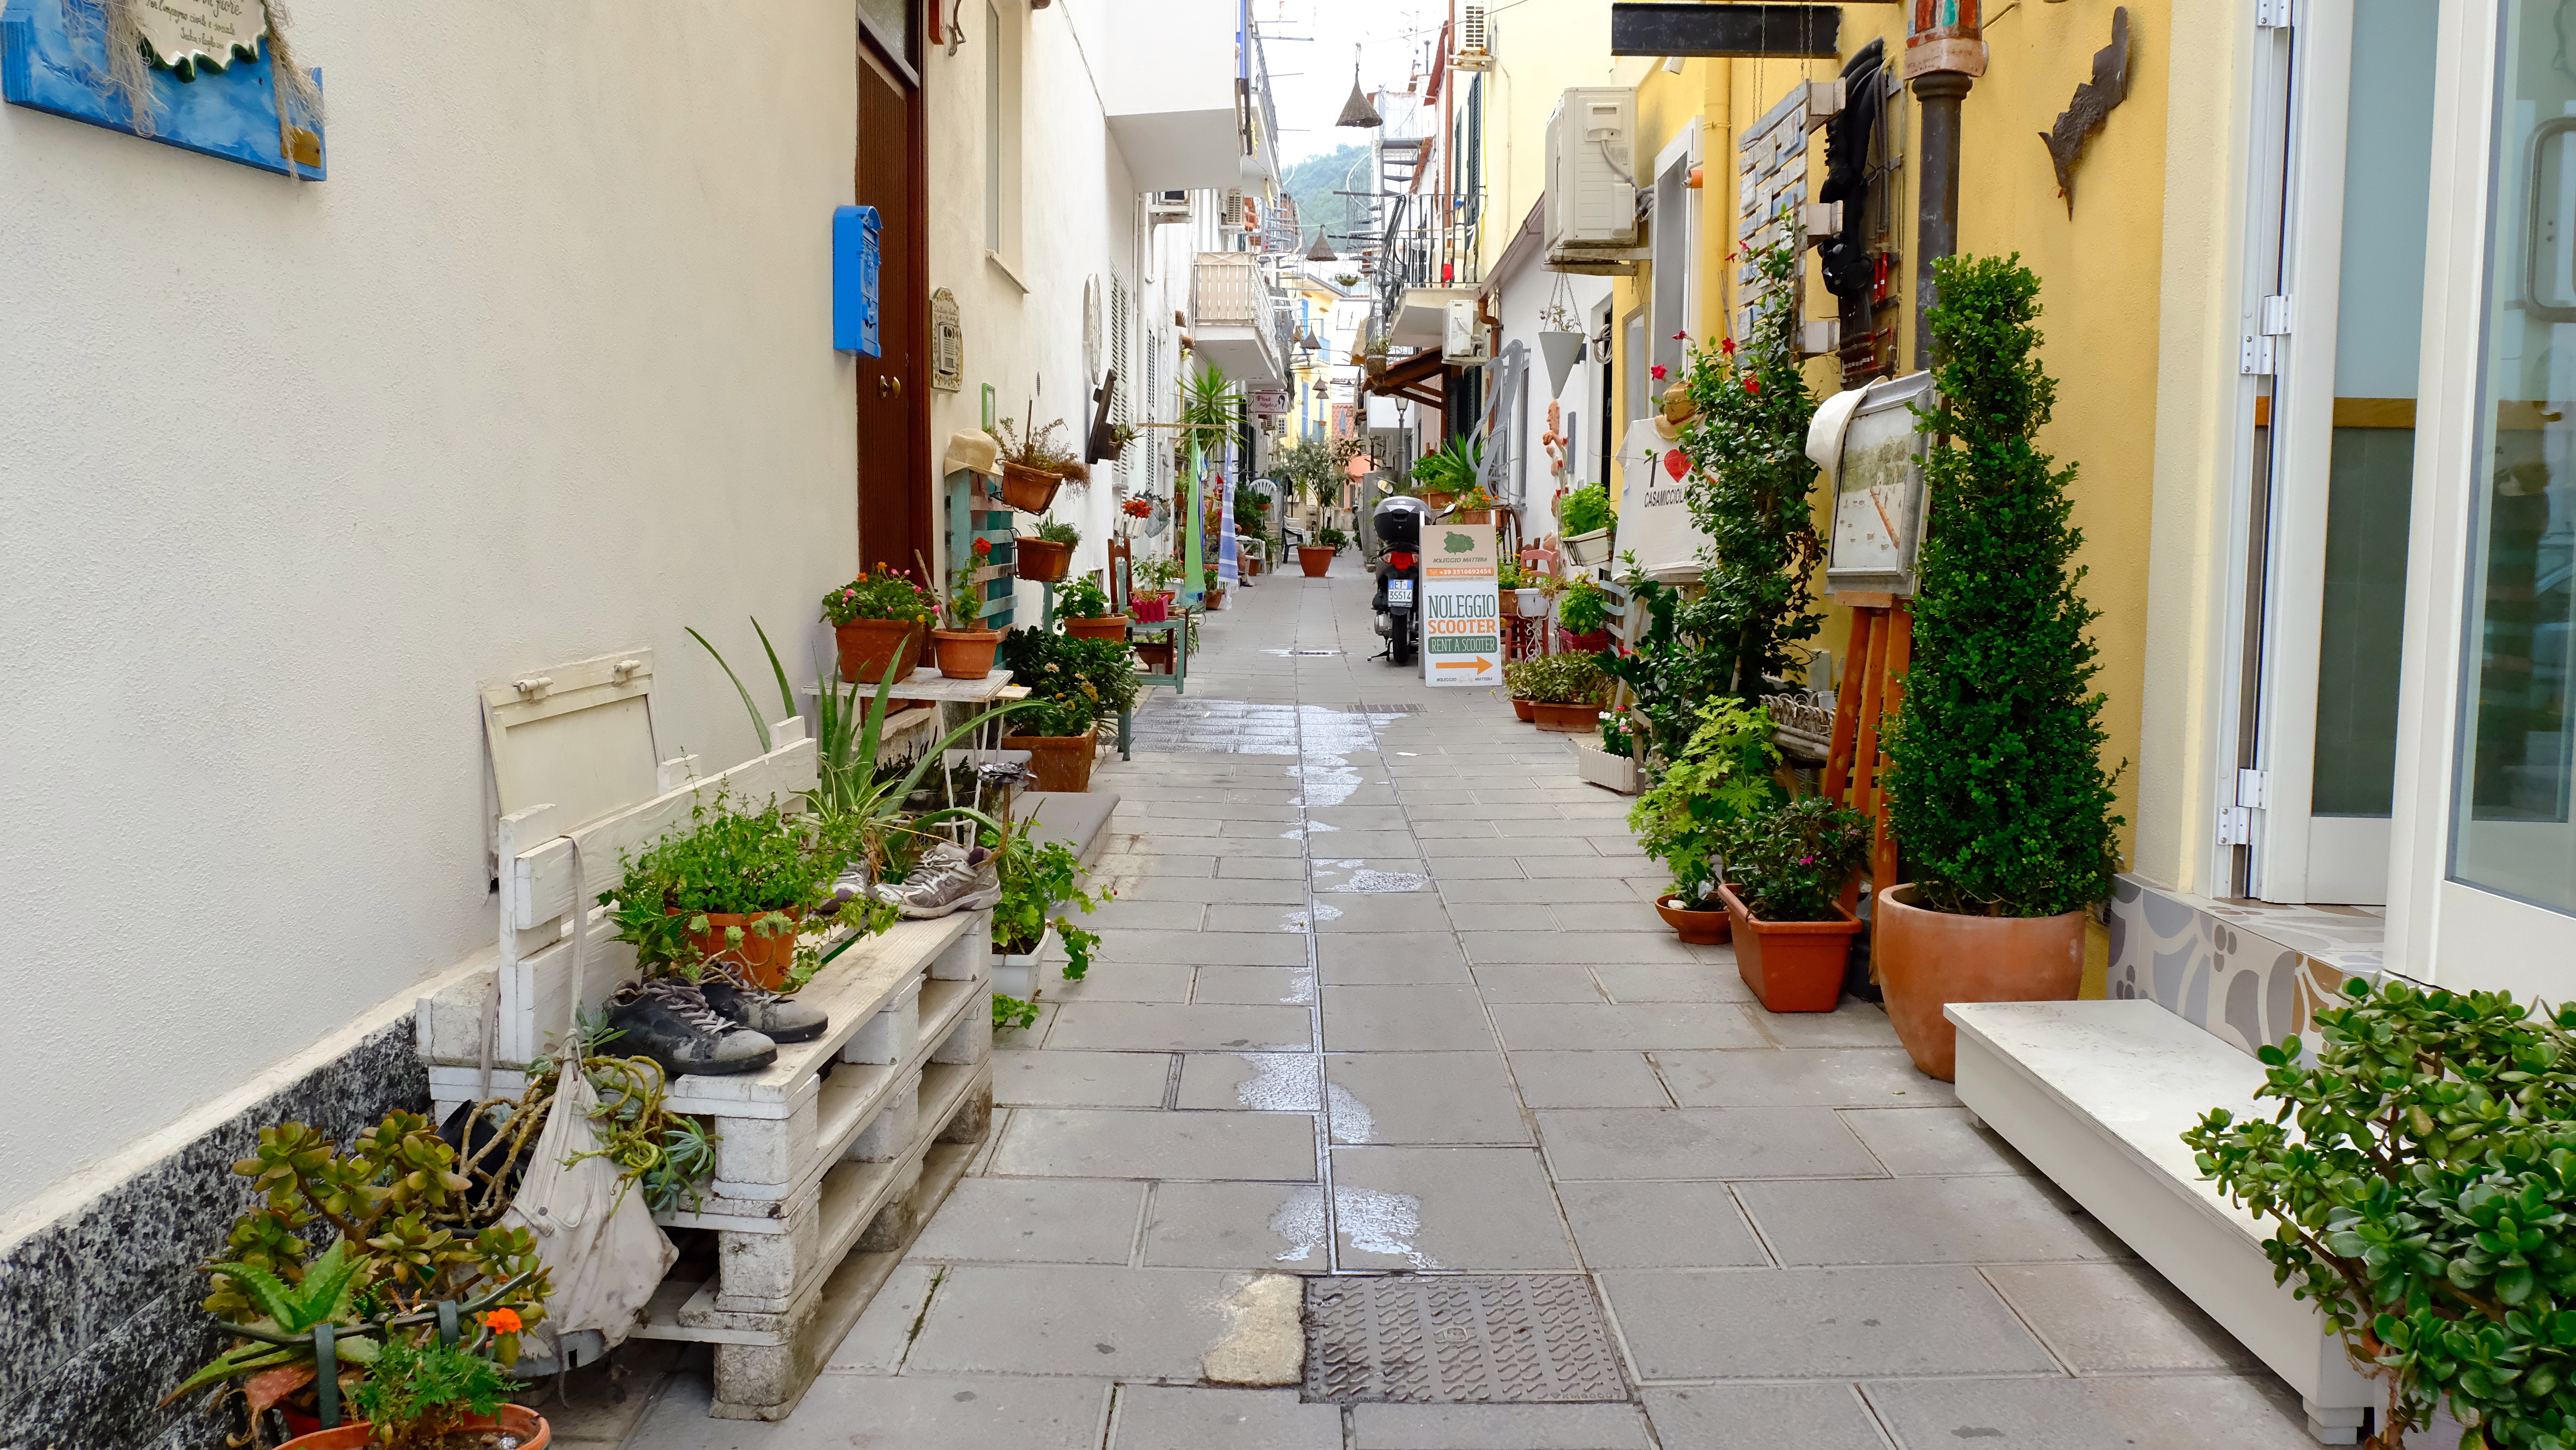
xmin=604 ymin=971 xmax=828 ymax=1080
xmin=870 ymin=841 xmax=1001 ymax=918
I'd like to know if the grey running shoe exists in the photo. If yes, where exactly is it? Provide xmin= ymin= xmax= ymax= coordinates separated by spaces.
xmin=700 ymin=971 xmax=829 ymax=1044
xmin=605 ymin=979 xmax=777 ymax=1078
xmin=871 ymin=841 xmax=1001 ymax=919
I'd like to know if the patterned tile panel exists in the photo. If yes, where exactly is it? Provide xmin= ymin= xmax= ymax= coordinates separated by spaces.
xmin=2107 ymin=874 xmax=2383 ymax=1059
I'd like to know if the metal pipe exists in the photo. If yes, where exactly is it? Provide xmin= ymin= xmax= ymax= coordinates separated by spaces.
xmin=1909 ymin=71 xmax=1973 ymax=370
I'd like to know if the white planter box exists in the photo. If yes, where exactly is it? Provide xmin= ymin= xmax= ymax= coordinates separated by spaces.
xmin=1562 ymin=527 xmax=1613 ymax=566
xmin=992 ymin=925 xmax=1056 ymax=1001
xmin=1568 ymin=734 xmax=1643 ymax=795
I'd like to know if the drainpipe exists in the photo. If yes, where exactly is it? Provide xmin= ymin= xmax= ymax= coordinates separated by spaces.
xmin=1909 ymin=70 xmax=1972 ymax=372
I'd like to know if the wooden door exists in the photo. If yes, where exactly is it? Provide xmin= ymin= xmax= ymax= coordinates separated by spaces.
xmin=857 ymin=20 xmax=930 ymax=577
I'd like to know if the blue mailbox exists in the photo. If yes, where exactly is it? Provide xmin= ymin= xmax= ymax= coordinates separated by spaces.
xmin=833 ymin=205 xmax=883 ymax=356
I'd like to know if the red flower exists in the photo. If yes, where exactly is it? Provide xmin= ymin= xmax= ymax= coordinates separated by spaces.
xmin=972 ymin=537 xmax=993 ymax=558
xmin=1671 ymin=330 xmax=1689 ymax=341
xmin=483 ymin=1308 xmax=523 ymax=1334
xmin=1743 ymin=377 xmax=1762 ymax=396
xmin=1719 ymin=337 xmax=1737 ymax=356
xmin=1649 ymin=364 xmax=1667 ymax=381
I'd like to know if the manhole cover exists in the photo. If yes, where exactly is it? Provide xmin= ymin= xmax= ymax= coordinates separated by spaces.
xmin=1305 ymin=1275 xmax=1627 ymax=1405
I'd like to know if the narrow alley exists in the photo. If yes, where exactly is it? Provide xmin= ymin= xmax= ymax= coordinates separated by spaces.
xmin=582 ymin=572 xmax=2322 ymax=1450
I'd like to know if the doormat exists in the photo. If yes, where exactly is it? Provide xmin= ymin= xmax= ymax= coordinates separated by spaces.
xmin=1305 ymin=1275 xmax=1627 ymax=1404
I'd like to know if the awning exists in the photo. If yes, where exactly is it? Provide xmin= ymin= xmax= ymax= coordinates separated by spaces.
xmin=1365 ymin=348 xmax=1446 ymax=408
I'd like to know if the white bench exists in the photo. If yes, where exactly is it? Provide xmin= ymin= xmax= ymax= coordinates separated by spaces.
xmin=1946 ymin=1000 xmax=2376 ymax=1444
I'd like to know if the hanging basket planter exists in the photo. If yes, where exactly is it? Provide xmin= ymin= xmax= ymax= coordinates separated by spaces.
xmin=1016 ymin=537 xmax=1075 ymax=582
xmin=999 ymin=462 xmax=1066 ymax=513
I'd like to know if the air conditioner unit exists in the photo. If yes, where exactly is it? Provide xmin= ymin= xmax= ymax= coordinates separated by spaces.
xmin=1442 ymin=299 xmax=1489 ymax=366
xmin=1544 ymin=87 xmax=1640 ymax=274
xmin=1222 ymin=189 xmax=1252 ymax=233
xmin=1452 ymin=4 xmax=1494 ymax=70
xmin=1145 ymin=190 xmax=1190 ymax=221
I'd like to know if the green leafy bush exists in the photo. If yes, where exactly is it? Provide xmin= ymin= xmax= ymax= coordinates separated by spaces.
xmin=1713 ymin=798 xmax=1870 ymax=923
xmin=999 ymin=627 xmax=1141 ymax=732
xmin=1413 ymin=436 xmax=1484 ymax=492
xmin=1883 ymin=254 xmax=2122 ymax=918
xmin=1056 ymin=577 xmax=1113 ymax=619
xmin=821 ymin=564 xmax=937 ymax=625
xmin=601 ymin=796 xmax=848 ymax=977
xmin=1504 ymin=652 xmax=1606 ymax=706
xmin=1556 ymin=575 xmax=1613 ymax=636
xmin=346 ymin=1337 xmax=515 ymax=1450
xmin=1598 ymin=565 xmax=1733 ymax=765
xmin=1316 ymin=526 xmax=1350 ymax=551
xmin=1559 ymin=483 xmax=1613 ymax=537
xmin=1627 ymin=700 xmax=1785 ymax=910
xmin=1676 ymin=239 xmax=1825 ymax=697
xmin=990 ymin=815 xmax=1112 ymax=977
xmin=2184 ymin=980 xmax=2576 ymax=1450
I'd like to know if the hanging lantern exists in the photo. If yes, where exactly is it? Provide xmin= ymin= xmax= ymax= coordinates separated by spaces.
xmin=1336 ymin=45 xmax=1383 ymax=128
xmin=1305 ymin=229 xmax=1338 ymax=263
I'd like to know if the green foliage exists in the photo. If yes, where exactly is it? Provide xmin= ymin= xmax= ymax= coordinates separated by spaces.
xmin=1316 ymin=526 xmax=1350 ymax=551
xmin=1033 ymin=518 xmax=1081 ymax=547
xmin=993 ymin=993 xmax=1042 ymax=1031
xmin=1056 ymin=577 xmax=1114 ymax=619
xmin=993 ymin=411 xmax=1079 ymax=474
xmin=1675 ymin=239 xmax=1825 ymax=697
xmin=1559 ymin=482 xmax=1613 ymax=537
xmin=1627 ymin=700 xmax=1786 ymax=909
xmin=600 ymin=795 xmax=840 ymax=977
xmin=1413 ymin=436 xmax=1484 ymax=493
xmin=345 ymin=1336 xmax=514 ymax=1450
xmin=1180 ymin=366 xmax=1242 ymax=456
xmin=1597 ymin=567 xmax=1733 ymax=765
xmin=1497 ymin=556 xmax=1530 ymax=590
xmin=999 ymin=627 xmax=1141 ymax=732
xmin=1056 ymin=922 xmax=1103 ymax=982
xmin=1883 ymin=254 xmax=2123 ymax=918
xmin=644 ymin=1113 xmax=719 ymax=1215
xmin=990 ymin=811 xmax=1113 ymax=969
xmin=1269 ymin=438 xmax=1345 ymax=502
xmin=2184 ymin=980 xmax=2576 ymax=1449
xmin=1555 ymin=575 xmax=1613 ymax=635
xmin=1712 ymin=798 xmax=1870 ymax=923
xmin=1503 ymin=652 xmax=1606 ymax=706
xmin=820 ymin=564 xmax=938 ymax=625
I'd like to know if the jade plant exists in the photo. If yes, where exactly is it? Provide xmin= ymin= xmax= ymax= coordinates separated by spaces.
xmin=1882 ymin=254 xmax=2123 ymax=918
xmin=1627 ymin=699 xmax=1786 ymax=911
xmin=2184 ymin=980 xmax=2576 ymax=1449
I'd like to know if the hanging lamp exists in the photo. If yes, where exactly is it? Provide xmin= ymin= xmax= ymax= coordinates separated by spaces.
xmin=1305 ymin=230 xmax=1338 ymax=263
xmin=1335 ymin=45 xmax=1383 ymax=128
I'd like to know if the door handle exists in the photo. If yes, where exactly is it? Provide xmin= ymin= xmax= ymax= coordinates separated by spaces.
xmin=878 ymin=374 xmax=905 ymax=398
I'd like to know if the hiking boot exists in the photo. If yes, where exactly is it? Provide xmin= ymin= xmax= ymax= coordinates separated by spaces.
xmin=700 ymin=971 xmax=829 ymax=1044
xmin=605 ymin=979 xmax=777 ymax=1079
xmin=871 ymin=841 xmax=1000 ymax=919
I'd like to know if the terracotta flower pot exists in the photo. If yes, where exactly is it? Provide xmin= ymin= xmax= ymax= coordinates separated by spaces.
xmin=682 ymin=907 xmax=805 ymax=990
xmin=999 ymin=461 xmax=1065 ymax=513
xmin=1016 ymin=537 xmax=1075 ymax=583
xmin=1655 ymin=894 xmax=1731 ymax=945
xmin=1874 ymin=883 xmax=2086 ymax=1081
xmin=1511 ymin=698 xmax=1536 ymax=721
xmin=833 ymin=617 xmax=924 ymax=685
xmin=1452 ymin=507 xmax=1496 ymax=524
xmin=1421 ymin=489 xmax=1456 ymax=510
xmin=1004 ymin=726 xmax=1099 ymax=793
xmin=1721 ymin=883 xmax=1864 ymax=1014
xmin=931 ymin=628 xmax=1003 ymax=680
xmin=1063 ymin=614 xmax=1130 ymax=641
xmin=1297 ymin=546 xmax=1335 ymax=577
xmin=1206 ymin=588 xmax=1228 ymax=609
xmin=1531 ymin=703 xmax=1603 ymax=732
xmin=1136 ymin=639 xmax=1177 ymax=671
xmin=281 ymin=1405 xmax=550 ymax=1450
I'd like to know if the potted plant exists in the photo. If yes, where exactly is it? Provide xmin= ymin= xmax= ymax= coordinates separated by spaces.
xmin=1569 ymin=714 xmax=1646 ymax=795
xmin=1202 ymin=565 xmax=1226 ymax=610
xmin=988 ymin=809 xmax=1111 ymax=997
xmin=1712 ymin=798 xmax=1872 ymax=1012
xmin=996 ymin=629 xmax=1138 ymax=794
xmin=1878 ymin=255 xmax=2123 ymax=1082
xmin=1553 ymin=573 xmax=1615 ymax=653
xmin=1449 ymin=482 xmax=1499 ymax=525
xmin=1520 ymin=652 xmax=1608 ymax=732
xmin=992 ymin=408 xmax=1078 ymax=514
xmin=1500 ymin=656 xmax=1543 ymax=722
xmin=1130 ymin=554 xmax=1181 ymax=624
xmin=1017 ymin=519 xmax=1079 ymax=583
xmin=821 ymin=565 xmax=937 ymax=685
xmin=1411 ymin=436 xmax=1482 ymax=510
xmin=1299 ymin=526 xmax=1347 ymax=577
xmin=1558 ymin=481 xmax=1614 ymax=564
xmin=1497 ymin=556 xmax=1543 ymax=616
xmin=1056 ymin=576 xmax=1127 ymax=640
xmin=1629 ymin=699 xmax=1786 ymax=944
xmin=1538 ymin=300 xmax=1586 ymax=398
xmin=2185 ymin=980 xmax=2576 ymax=1450
xmin=605 ymin=795 xmax=845 ymax=990
xmin=933 ymin=540 xmax=1005 ymax=679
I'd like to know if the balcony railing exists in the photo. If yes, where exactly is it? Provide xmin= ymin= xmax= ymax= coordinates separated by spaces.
xmin=1192 ymin=252 xmax=1273 ymax=329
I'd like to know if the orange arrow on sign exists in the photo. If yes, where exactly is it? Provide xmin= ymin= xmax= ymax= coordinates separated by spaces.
xmin=1435 ymin=658 xmax=1494 ymax=671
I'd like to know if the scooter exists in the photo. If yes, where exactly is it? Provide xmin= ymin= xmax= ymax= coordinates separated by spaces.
xmin=1371 ymin=495 xmax=1430 ymax=667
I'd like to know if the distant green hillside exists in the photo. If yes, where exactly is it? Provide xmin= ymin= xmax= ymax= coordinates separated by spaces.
xmin=1281 ymin=144 xmax=1373 ymax=255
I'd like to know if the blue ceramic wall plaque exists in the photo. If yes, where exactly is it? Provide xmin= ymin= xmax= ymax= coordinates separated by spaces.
xmin=1 ymin=0 xmax=325 ymax=179
xmin=833 ymin=205 xmax=883 ymax=357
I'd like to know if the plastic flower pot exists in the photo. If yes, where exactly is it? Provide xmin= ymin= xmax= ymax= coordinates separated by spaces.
xmin=1873 ymin=884 xmax=2085 ymax=1081
xmin=1511 ymin=698 xmax=1536 ymax=721
xmin=1002 ymin=726 xmax=1099 ymax=793
xmin=1531 ymin=703 xmax=1603 ymax=733
xmin=1297 ymin=545 xmax=1335 ymax=577
xmin=1557 ymin=627 xmax=1612 ymax=654
xmin=999 ymin=462 xmax=1065 ymax=513
xmin=931 ymin=628 xmax=1003 ymax=680
xmin=1132 ymin=592 xmax=1172 ymax=623
xmin=682 ymin=907 xmax=805 ymax=990
xmin=1062 ymin=614 xmax=1130 ymax=641
xmin=1720 ymin=883 xmax=1863 ymax=1014
xmin=833 ymin=618 xmax=923 ymax=685
xmin=1016 ymin=537 xmax=1075 ymax=583
xmin=279 ymin=1405 xmax=550 ymax=1450
xmin=1654 ymin=894 xmax=1731 ymax=945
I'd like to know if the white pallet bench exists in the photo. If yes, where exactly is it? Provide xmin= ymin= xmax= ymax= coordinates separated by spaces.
xmin=1946 ymin=1001 xmax=2375 ymax=1444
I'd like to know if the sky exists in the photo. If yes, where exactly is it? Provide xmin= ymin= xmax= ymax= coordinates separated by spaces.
xmin=1250 ymin=0 xmax=1453 ymax=165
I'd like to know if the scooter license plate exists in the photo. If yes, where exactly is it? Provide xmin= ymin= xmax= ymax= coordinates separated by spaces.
xmin=1386 ymin=579 xmax=1415 ymax=608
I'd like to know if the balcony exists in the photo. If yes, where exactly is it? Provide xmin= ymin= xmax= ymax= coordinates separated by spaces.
xmin=1191 ymin=253 xmax=1285 ymax=388
xmin=1104 ymin=1 xmax=1277 ymax=190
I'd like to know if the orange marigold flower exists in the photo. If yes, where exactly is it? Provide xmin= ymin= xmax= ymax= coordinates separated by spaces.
xmin=483 ymin=1307 xmax=524 ymax=1334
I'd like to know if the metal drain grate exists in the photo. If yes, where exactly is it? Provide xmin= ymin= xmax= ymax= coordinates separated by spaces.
xmin=1305 ymin=1275 xmax=1627 ymax=1405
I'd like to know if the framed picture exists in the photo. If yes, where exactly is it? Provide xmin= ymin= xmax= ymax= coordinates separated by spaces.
xmin=1823 ymin=370 xmax=1935 ymax=597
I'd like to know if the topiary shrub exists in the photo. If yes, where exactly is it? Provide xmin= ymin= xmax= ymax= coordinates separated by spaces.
xmin=1882 ymin=254 xmax=2121 ymax=917
xmin=2185 ymin=979 xmax=2576 ymax=1449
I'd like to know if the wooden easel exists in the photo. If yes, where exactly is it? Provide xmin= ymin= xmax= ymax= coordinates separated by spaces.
xmin=1822 ymin=593 xmax=1913 ymax=906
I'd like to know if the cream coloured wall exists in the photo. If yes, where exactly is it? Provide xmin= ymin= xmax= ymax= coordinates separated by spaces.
xmin=0 ymin=2 xmax=863 ymax=1213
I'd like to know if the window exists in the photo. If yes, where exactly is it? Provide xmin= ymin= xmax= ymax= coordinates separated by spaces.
xmin=985 ymin=2 xmax=1022 ymax=270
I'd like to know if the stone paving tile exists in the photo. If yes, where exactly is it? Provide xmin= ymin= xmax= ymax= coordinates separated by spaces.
xmin=990 ymin=1108 xmax=1318 ymax=1180
xmin=908 ymin=1178 xmax=1148 ymax=1264
xmin=1465 ymin=961 xmax=1605 ymax=1002
xmin=1737 ymin=1175 xmax=2131 ymax=1265
xmin=1043 ymin=1002 xmax=1313 ymax=1052
xmin=1837 ymin=1106 xmax=2024 ymax=1175
xmin=1600 ymin=1265 xmax=2059 ymax=1380
xmin=1656 ymin=1048 xmax=1947 ymax=1107
xmin=1120 ymin=877 xmax=1309 ymax=905
xmin=1108 ymin=1386 xmax=1341 ymax=1450
xmin=1509 ymin=1050 xmax=1674 ymax=1107
xmin=994 ymin=1049 xmax=1172 ymax=1108
xmin=1753 ymin=1002 xmax=1905 ymax=1047
xmin=1323 ymin=1051 xmax=1532 ymax=1144
xmin=902 ymin=1264 xmax=1262 ymax=1379
xmin=1590 ymin=961 xmax=1753 ymax=1002
xmin=1424 ymin=836 xmax=1607 ymax=856
xmin=1983 ymin=1260 xmax=2264 ymax=1372
xmin=1409 ymin=818 xmax=1504 ymax=838
xmin=1860 ymin=1374 xmax=2316 ymax=1449
xmin=823 ymin=1260 xmax=939 ymax=1371
xmin=1217 ymin=855 xmax=1311 ymax=879
xmin=1488 ymin=1002 xmax=1771 ymax=1050
xmin=1349 ymin=1402 xmax=1655 ymax=1449
xmin=1308 ymin=805 xmax=1411 ymax=830
xmin=1174 ymin=1052 xmax=1320 ymax=1111
xmin=1556 ymin=1180 xmax=1771 ymax=1269
xmin=1418 ymin=856 xmax=1530 ymax=879
xmin=1545 ymin=900 xmax=1674 ymax=932
xmin=627 ymin=1371 xmax=1110 ymax=1450
xmin=1468 ymin=932 xmax=1708 ymax=967
xmin=1321 ymin=984 xmax=1501 ymax=1050
xmin=1535 ymin=1107 xmax=1883 ymax=1180
xmin=1314 ymin=932 xmax=1477 ymax=983
xmin=1204 ymin=902 xmax=1323 ymax=933
xmin=1038 ymin=960 xmax=1196 ymax=1003
xmin=1328 ymin=1146 xmax=1580 ymax=1270
xmin=1441 ymin=876 xmax=1636 ymax=903
xmin=1310 ymin=894 xmax=1457 ymax=933
xmin=1084 ymin=898 xmax=1212 ymax=931
xmin=1139 ymin=1180 xmax=1330 ymax=1272
xmin=1641 ymin=1384 xmax=1893 ymax=1450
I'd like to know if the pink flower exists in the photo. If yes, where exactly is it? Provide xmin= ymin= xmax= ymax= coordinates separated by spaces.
xmin=1649 ymin=364 xmax=1667 ymax=381
xmin=1671 ymin=330 xmax=1690 ymax=341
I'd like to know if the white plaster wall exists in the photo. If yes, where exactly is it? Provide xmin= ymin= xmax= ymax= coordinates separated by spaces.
xmin=1492 ymin=252 xmax=1610 ymax=519
xmin=0 ymin=2 xmax=860 ymax=1213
